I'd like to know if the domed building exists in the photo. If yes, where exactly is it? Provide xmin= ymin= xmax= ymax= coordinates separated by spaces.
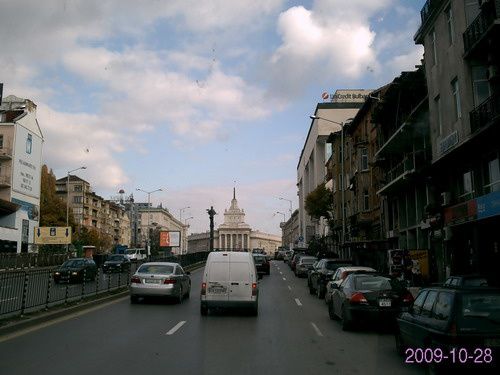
xmin=187 ymin=189 xmax=281 ymax=254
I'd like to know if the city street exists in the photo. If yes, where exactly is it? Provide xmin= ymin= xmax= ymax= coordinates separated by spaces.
xmin=0 ymin=261 xmax=424 ymax=375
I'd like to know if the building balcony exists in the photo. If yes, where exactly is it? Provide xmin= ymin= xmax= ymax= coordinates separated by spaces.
xmin=377 ymin=151 xmax=430 ymax=195
xmin=470 ymin=91 xmax=500 ymax=134
xmin=0 ymin=147 xmax=13 ymax=159
xmin=0 ymin=175 xmax=12 ymax=187
xmin=463 ymin=0 xmax=500 ymax=58
xmin=415 ymin=0 xmax=443 ymax=43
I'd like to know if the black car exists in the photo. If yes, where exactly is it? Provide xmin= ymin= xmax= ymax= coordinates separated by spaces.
xmin=103 ymin=254 xmax=131 ymax=273
xmin=53 ymin=258 xmax=97 ymax=283
xmin=329 ymin=273 xmax=414 ymax=330
xmin=253 ymin=254 xmax=270 ymax=275
xmin=308 ymin=259 xmax=352 ymax=298
xmin=395 ymin=286 xmax=500 ymax=372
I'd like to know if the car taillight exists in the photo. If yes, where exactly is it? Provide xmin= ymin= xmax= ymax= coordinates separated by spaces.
xmin=131 ymin=276 xmax=141 ymax=283
xmin=402 ymin=292 xmax=414 ymax=304
xmin=163 ymin=279 xmax=176 ymax=284
xmin=252 ymin=282 xmax=257 ymax=296
xmin=350 ymin=292 xmax=368 ymax=305
xmin=201 ymin=282 xmax=206 ymax=295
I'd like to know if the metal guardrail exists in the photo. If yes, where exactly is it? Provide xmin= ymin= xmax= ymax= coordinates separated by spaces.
xmin=0 ymin=253 xmax=70 ymax=270
xmin=0 ymin=251 xmax=209 ymax=319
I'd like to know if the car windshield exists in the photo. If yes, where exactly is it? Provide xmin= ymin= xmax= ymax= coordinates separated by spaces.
xmin=125 ymin=250 xmax=137 ymax=255
xmin=253 ymin=256 xmax=265 ymax=264
xmin=62 ymin=260 xmax=84 ymax=268
xmin=300 ymin=258 xmax=316 ymax=264
xmin=108 ymin=255 xmax=124 ymax=261
xmin=137 ymin=265 xmax=174 ymax=275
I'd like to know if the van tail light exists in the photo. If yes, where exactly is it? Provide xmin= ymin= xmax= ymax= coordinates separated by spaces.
xmin=402 ymin=292 xmax=414 ymax=304
xmin=252 ymin=282 xmax=257 ymax=296
xmin=131 ymin=276 xmax=141 ymax=284
xmin=163 ymin=278 xmax=177 ymax=285
xmin=350 ymin=292 xmax=368 ymax=305
xmin=201 ymin=282 xmax=206 ymax=296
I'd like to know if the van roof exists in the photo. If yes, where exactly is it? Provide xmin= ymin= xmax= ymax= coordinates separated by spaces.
xmin=208 ymin=251 xmax=252 ymax=261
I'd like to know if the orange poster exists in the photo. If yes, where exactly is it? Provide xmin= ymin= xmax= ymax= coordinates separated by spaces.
xmin=159 ymin=231 xmax=170 ymax=247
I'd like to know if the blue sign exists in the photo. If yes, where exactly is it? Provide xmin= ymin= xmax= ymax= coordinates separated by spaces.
xmin=477 ymin=191 xmax=500 ymax=220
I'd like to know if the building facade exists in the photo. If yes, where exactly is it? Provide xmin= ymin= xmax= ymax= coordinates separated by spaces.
xmin=0 ymin=95 xmax=44 ymax=253
xmin=281 ymin=209 xmax=300 ymax=250
xmin=187 ymin=190 xmax=282 ymax=254
xmin=415 ymin=0 xmax=500 ymax=283
xmin=297 ymin=90 xmax=368 ymax=246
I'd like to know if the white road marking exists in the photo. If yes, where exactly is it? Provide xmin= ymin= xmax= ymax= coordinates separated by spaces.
xmin=295 ymin=298 xmax=302 ymax=306
xmin=166 ymin=321 xmax=186 ymax=335
xmin=311 ymin=322 xmax=323 ymax=337
xmin=279 ymin=272 xmax=283 ymax=275
xmin=287 ymin=286 xmax=292 ymax=291
xmin=282 ymin=277 xmax=286 ymax=281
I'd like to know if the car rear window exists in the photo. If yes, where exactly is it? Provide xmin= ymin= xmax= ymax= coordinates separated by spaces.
xmin=300 ymin=258 xmax=316 ymax=264
xmin=253 ymin=256 xmax=265 ymax=264
xmin=63 ymin=260 xmax=84 ymax=267
xmin=463 ymin=278 xmax=488 ymax=287
xmin=460 ymin=293 xmax=500 ymax=327
xmin=108 ymin=255 xmax=124 ymax=261
xmin=354 ymin=276 xmax=392 ymax=291
xmin=137 ymin=264 xmax=174 ymax=275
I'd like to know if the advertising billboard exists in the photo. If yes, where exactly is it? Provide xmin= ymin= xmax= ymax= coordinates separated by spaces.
xmin=159 ymin=231 xmax=181 ymax=247
xmin=12 ymin=125 xmax=42 ymax=199
xmin=34 ymin=227 xmax=72 ymax=244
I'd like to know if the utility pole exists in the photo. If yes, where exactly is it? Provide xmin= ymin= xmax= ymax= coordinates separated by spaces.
xmin=207 ymin=206 xmax=217 ymax=252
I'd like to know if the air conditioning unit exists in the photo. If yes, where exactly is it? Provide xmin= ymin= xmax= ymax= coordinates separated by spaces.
xmin=441 ymin=192 xmax=451 ymax=206
xmin=487 ymin=65 xmax=499 ymax=80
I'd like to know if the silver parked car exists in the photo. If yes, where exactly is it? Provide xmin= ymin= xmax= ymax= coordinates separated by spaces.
xmin=295 ymin=256 xmax=317 ymax=277
xmin=130 ymin=262 xmax=191 ymax=304
xmin=324 ymin=266 xmax=377 ymax=305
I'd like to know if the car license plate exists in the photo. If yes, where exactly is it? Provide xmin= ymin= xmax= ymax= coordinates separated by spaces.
xmin=379 ymin=299 xmax=391 ymax=307
xmin=145 ymin=279 xmax=160 ymax=284
xmin=485 ymin=338 xmax=500 ymax=347
xmin=209 ymin=287 xmax=226 ymax=294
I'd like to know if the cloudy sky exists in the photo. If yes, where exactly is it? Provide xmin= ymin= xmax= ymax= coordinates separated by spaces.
xmin=1 ymin=0 xmax=425 ymax=235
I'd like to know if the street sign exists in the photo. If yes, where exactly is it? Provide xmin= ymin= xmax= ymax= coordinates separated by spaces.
xmin=34 ymin=226 xmax=72 ymax=245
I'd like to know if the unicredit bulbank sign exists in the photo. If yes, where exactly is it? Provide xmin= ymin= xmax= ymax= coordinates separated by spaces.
xmin=321 ymin=89 xmax=373 ymax=103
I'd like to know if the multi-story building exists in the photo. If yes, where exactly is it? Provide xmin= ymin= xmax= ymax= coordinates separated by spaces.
xmin=281 ymin=209 xmax=300 ymax=250
xmin=137 ymin=204 xmax=188 ymax=255
xmin=415 ymin=0 xmax=500 ymax=282
xmin=373 ymin=68 xmax=434 ymax=280
xmin=0 ymin=95 xmax=44 ymax=253
xmin=298 ymin=90 xmax=368 ymax=245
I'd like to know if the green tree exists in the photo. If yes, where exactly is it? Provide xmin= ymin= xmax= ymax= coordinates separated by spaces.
xmin=40 ymin=164 xmax=73 ymax=227
xmin=305 ymin=183 xmax=333 ymax=222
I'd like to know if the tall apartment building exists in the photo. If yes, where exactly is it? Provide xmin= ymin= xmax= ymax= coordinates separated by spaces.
xmin=281 ymin=209 xmax=300 ymax=250
xmin=415 ymin=0 xmax=500 ymax=281
xmin=298 ymin=90 xmax=368 ymax=245
xmin=0 ymin=95 xmax=44 ymax=253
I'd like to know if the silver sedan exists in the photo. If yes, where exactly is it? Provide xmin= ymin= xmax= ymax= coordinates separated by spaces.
xmin=129 ymin=262 xmax=191 ymax=304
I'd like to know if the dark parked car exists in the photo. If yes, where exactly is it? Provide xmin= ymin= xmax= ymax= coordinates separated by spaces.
xmin=103 ymin=254 xmax=131 ymax=273
xmin=308 ymin=259 xmax=352 ymax=298
xmin=253 ymin=254 xmax=270 ymax=275
xmin=290 ymin=252 xmax=308 ymax=272
xmin=329 ymin=273 xmax=414 ymax=330
xmin=294 ymin=256 xmax=317 ymax=277
xmin=53 ymin=258 xmax=97 ymax=283
xmin=395 ymin=286 xmax=500 ymax=372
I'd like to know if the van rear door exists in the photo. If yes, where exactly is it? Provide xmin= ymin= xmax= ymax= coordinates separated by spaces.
xmin=206 ymin=261 xmax=229 ymax=301
xmin=228 ymin=261 xmax=253 ymax=302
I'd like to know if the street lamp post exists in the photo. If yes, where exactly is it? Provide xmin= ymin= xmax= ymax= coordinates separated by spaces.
xmin=179 ymin=206 xmax=190 ymax=222
xmin=278 ymin=197 xmax=293 ymax=219
xmin=66 ymin=166 xmax=86 ymax=251
xmin=136 ymin=188 xmax=163 ymax=257
xmin=276 ymin=211 xmax=286 ymax=224
xmin=184 ymin=216 xmax=194 ymax=225
xmin=309 ymin=115 xmax=353 ymax=256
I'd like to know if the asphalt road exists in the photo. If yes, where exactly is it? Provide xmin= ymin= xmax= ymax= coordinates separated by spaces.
xmin=0 ymin=261 xmax=425 ymax=375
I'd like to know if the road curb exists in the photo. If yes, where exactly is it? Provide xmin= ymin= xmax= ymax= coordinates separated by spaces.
xmin=0 ymin=262 xmax=205 ymax=338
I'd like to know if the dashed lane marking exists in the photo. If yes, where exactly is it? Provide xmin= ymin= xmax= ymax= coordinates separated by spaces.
xmin=282 ymin=277 xmax=286 ymax=281
xmin=311 ymin=322 xmax=323 ymax=337
xmin=166 ymin=321 xmax=186 ymax=335
xmin=295 ymin=298 xmax=302 ymax=306
xmin=287 ymin=286 xmax=292 ymax=291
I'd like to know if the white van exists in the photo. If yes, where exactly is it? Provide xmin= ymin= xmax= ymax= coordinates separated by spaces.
xmin=125 ymin=248 xmax=147 ymax=262
xmin=200 ymin=251 xmax=258 ymax=316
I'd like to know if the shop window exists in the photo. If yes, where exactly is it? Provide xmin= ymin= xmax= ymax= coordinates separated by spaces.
xmin=460 ymin=170 xmax=474 ymax=199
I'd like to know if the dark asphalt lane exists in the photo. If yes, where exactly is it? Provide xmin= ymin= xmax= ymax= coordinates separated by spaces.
xmin=0 ymin=261 xmax=425 ymax=375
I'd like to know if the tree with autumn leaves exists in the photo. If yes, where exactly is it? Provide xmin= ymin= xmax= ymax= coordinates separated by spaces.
xmin=39 ymin=165 xmax=112 ymax=253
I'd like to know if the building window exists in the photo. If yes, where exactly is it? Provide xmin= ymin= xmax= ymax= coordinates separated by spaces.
xmin=363 ymin=190 xmax=369 ymax=211
xmin=73 ymin=196 xmax=83 ymax=204
xmin=435 ymin=95 xmax=443 ymax=135
xmin=461 ymin=170 xmax=474 ymax=198
xmin=26 ymin=134 xmax=32 ymax=154
xmin=345 ymin=173 xmax=350 ymax=189
xmin=361 ymin=148 xmax=368 ymax=171
xmin=446 ymin=6 xmax=454 ymax=45
xmin=486 ymin=157 xmax=500 ymax=193
xmin=451 ymin=78 xmax=461 ymax=120
xmin=465 ymin=0 xmax=481 ymax=26
xmin=74 ymin=184 xmax=82 ymax=192
xmin=430 ymin=28 xmax=437 ymax=66
xmin=338 ymin=174 xmax=343 ymax=191
xmin=0 ymin=135 xmax=3 ymax=148
xmin=332 ymin=178 xmax=336 ymax=193
xmin=472 ymin=66 xmax=491 ymax=106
